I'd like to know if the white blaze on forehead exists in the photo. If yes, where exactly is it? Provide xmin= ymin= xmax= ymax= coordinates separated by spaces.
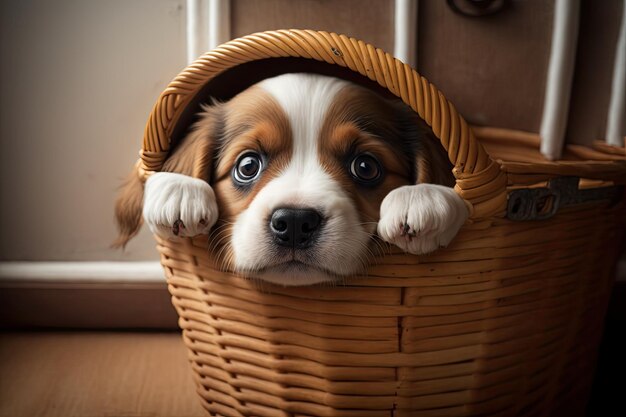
xmin=258 ymin=73 xmax=349 ymax=173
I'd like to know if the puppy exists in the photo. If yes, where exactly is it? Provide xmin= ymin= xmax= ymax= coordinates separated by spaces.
xmin=115 ymin=73 xmax=468 ymax=285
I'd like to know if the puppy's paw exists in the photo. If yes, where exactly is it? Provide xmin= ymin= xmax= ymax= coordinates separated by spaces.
xmin=143 ymin=172 xmax=218 ymax=239
xmin=377 ymin=184 xmax=468 ymax=255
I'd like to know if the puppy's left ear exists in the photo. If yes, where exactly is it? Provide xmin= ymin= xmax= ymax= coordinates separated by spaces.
xmin=414 ymin=130 xmax=455 ymax=187
xmin=394 ymin=102 xmax=456 ymax=187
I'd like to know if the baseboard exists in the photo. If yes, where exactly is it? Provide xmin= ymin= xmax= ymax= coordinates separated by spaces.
xmin=0 ymin=262 xmax=177 ymax=329
xmin=0 ymin=261 xmax=164 ymax=283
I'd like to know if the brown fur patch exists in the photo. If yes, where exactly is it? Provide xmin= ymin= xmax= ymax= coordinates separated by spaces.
xmin=212 ymin=86 xmax=292 ymax=223
xmin=209 ymin=87 xmax=292 ymax=271
xmin=319 ymin=85 xmax=408 ymax=225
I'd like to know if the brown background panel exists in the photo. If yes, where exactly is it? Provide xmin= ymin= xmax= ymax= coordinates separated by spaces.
xmin=418 ymin=0 xmax=554 ymax=132
xmin=566 ymin=0 xmax=624 ymax=145
xmin=231 ymin=0 xmax=395 ymax=53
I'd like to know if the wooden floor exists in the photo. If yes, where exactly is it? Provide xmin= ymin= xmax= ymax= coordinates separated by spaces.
xmin=0 ymin=332 xmax=207 ymax=417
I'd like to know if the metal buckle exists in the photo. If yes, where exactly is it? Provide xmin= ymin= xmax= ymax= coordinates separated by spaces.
xmin=507 ymin=177 xmax=622 ymax=221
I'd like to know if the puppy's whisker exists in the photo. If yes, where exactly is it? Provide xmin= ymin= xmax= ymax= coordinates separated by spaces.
xmin=355 ymin=221 xmax=379 ymax=227
xmin=221 ymin=251 xmax=235 ymax=273
xmin=215 ymin=240 xmax=233 ymax=268
xmin=209 ymin=236 xmax=232 ymax=259
xmin=207 ymin=219 xmax=241 ymax=273
xmin=329 ymin=235 xmax=373 ymax=279
xmin=368 ymin=235 xmax=388 ymax=257
xmin=214 ymin=248 xmax=231 ymax=267
xmin=208 ymin=230 xmax=232 ymax=247
xmin=207 ymin=225 xmax=229 ymax=239
xmin=208 ymin=224 xmax=233 ymax=243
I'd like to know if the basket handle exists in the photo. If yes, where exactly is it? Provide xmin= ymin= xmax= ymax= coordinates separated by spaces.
xmin=138 ymin=29 xmax=507 ymax=219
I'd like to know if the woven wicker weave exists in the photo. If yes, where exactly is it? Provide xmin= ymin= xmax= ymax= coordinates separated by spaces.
xmin=135 ymin=30 xmax=626 ymax=416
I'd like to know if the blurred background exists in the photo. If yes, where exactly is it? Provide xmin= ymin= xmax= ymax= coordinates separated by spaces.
xmin=0 ymin=1 xmax=624 ymax=416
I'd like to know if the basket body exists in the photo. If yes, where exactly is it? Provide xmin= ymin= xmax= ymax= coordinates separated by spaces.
xmin=160 ymin=200 xmax=624 ymax=417
xmin=134 ymin=30 xmax=626 ymax=416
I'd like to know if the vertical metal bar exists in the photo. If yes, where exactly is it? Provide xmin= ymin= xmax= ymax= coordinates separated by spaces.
xmin=208 ymin=0 xmax=231 ymax=51
xmin=186 ymin=0 xmax=202 ymax=64
xmin=186 ymin=0 xmax=230 ymax=64
xmin=394 ymin=0 xmax=418 ymax=68
xmin=605 ymin=1 xmax=626 ymax=147
xmin=540 ymin=0 xmax=580 ymax=160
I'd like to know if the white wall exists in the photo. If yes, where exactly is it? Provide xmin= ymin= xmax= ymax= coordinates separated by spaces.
xmin=0 ymin=0 xmax=187 ymax=261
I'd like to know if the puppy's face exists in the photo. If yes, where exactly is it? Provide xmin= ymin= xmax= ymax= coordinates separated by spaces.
xmin=201 ymin=74 xmax=452 ymax=285
xmin=207 ymin=76 xmax=403 ymax=284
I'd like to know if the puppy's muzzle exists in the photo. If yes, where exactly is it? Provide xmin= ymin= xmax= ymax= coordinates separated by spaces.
xmin=269 ymin=208 xmax=322 ymax=249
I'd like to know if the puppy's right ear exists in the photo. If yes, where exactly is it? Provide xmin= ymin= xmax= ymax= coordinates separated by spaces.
xmin=162 ymin=103 xmax=222 ymax=181
xmin=113 ymin=103 xmax=223 ymax=248
xmin=112 ymin=166 xmax=144 ymax=248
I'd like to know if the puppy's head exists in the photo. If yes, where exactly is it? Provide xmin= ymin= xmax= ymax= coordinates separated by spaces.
xmin=115 ymin=73 xmax=453 ymax=285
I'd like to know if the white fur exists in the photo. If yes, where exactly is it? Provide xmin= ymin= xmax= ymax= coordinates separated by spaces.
xmin=143 ymin=172 xmax=219 ymax=239
xmin=377 ymin=184 xmax=468 ymax=255
xmin=231 ymin=74 xmax=372 ymax=285
xmin=259 ymin=73 xmax=349 ymax=170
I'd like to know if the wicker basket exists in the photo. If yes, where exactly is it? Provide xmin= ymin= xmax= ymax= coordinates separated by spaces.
xmin=135 ymin=30 xmax=626 ymax=416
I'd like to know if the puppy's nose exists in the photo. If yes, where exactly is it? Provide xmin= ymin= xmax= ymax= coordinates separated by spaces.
xmin=270 ymin=208 xmax=322 ymax=249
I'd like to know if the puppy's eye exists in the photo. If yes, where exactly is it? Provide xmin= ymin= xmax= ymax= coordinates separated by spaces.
xmin=233 ymin=152 xmax=263 ymax=184
xmin=350 ymin=153 xmax=382 ymax=183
